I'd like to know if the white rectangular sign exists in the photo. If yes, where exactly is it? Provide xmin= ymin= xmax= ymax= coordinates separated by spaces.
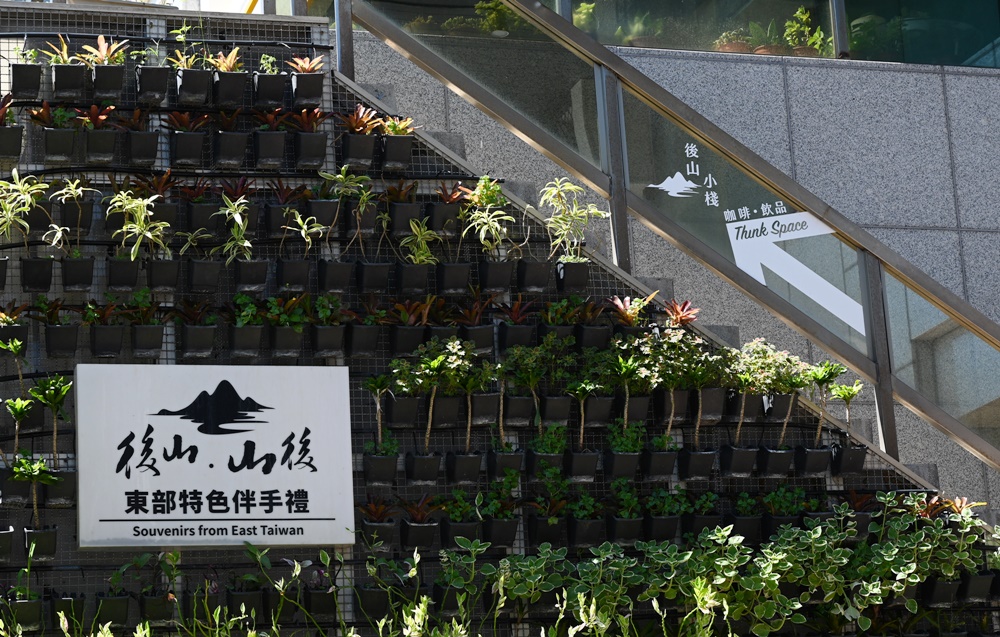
xmin=76 ymin=365 xmax=355 ymax=548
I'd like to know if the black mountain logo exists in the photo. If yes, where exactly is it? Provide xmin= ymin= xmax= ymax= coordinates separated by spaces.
xmin=153 ymin=380 xmax=273 ymax=434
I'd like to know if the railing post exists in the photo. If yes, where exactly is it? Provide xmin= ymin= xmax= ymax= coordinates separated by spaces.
xmin=830 ymin=0 xmax=850 ymax=58
xmin=863 ymin=251 xmax=899 ymax=458
xmin=335 ymin=0 xmax=355 ymax=80
xmin=597 ymin=67 xmax=631 ymax=273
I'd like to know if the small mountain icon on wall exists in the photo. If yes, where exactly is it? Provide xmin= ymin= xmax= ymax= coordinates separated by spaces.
xmin=153 ymin=380 xmax=273 ymax=435
xmin=648 ymin=172 xmax=701 ymax=197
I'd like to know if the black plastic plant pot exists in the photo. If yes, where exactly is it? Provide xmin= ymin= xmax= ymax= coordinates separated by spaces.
xmin=427 ymin=202 xmax=460 ymax=237
xmin=794 ymin=445 xmax=832 ymax=476
xmin=0 ymin=258 xmax=11 ymax=290
xmin=357 ymin=262 xmax=393 ymax=293
xmin=484 ymin=517 xmax=520 ymax=547
xmin=604 ymin=451 xmax=641 ymax=478
xmin=540 ymin=395 xmax=572 ymax=424
xmin=386 ymin=395 xmax=422 ymax=427
xmin=396 ymin=263 xmax=431 ymax=296
xmin=355 ymin=587 xmax=389 ymax=621
xmin=140 ymin=595 xmax=176 ymax=626
xmin=295 ymin=131 xmax=328 ymax=170
xmin=388 ymin=201 xmax=421 ymax=237
xmin=312 ymin=324 xmax=346 ymax=357
xmin=231 ymin=325 xmax=264 ymax=357
xmin=656 ymin=389 xmax=691 ymax=424
xmin=726 ymin=515 xmax=762 ymax=546
xmin=214 ymin=130 xmax=249 ymax=169
xmin=446 ymin=452 xmax=481 ymax=484
xmin=405 ymin=452 xmax=440 ymax=483
xmin=1 ymin=470 xmax=30 ymax=507
xmin=254 ymin=130 xmax=287 ymax=170
xmin=608 ymin=516 xmax=643 ymax=546
xmin=517 ymin=260 xmax=551 ymax=292
xmin=27 ymin=203 xmax=51 ymax=233
xmin=127 ymin=130 xmax=159 ymax=167
xmin=306 ymin=591 xmax=338 ymax=617
xmin=498 ymin=323 xmax=535 ymax=351
xmin=188 ymin=259 xmax=223 ymax=293
xmin=11 ymin=64 xmax=41 ymax=99
xmin=539 ymin=324 xmax=574 ymax=343
xmin=84 ymin=128 xmax=116 ymax=165
xmin=441 ymin=519 xmax=481 ymax=547
xmin=107 ymin=259 xmax=139 ymax=291
xmin=42 ymin=128 xmax=76 ymax=164
xmin=433 ymin=395 xmax=462 ymax=427
xmin=227 ymin=591 xmax=265 ymax=619
xmin=568 ymin=518 xmax=604 ymax=548
xmin=147 ymin=259 xmax=181 ymax=291
xmin=381 ymin=134 xmax=414 ymax=171
xmin=390 ymin=325 xmax=427 ymax=357
xmin=641 ymin=449 xmax=677 ymax=480
xmin=175 ymin=68 xmax=213 ymax=107
xmin=584 ymin=395 xmax=615 ymax=425
xmin=0 ymin=126 xmax=23 ymax=162
xmin=524 ymin=515 xmax=561 ymax=547
xmin=45 ymin=325 xmax=78 ymax=358
xmin=213 ymin=71 xmax=248 ymax=108
xmin=253 ymin=71 xmax=287 ymax=108
xmin=724 ymin=392 xmax=764 ymax=423
xmin=462 ymin=324 xmax=493 ymax=354
xmin=90 ymin=325 xmax=124 ymax=358
xmin=136 ymin=66 xmax=170 ymax=104
xmin=62 ymin=257 xmax=94 ymax=291
xmin=361 ymin=519 xmax=398 ymax=549
xmin=766 ymin=393 xmax=798 ymax=422
xmin=471 ymin=392 xmax=500 ymax=425
xmin=51 ymin=595 xmax=85 ymax=626
xmin=428 ymin=325 xmax=459 ymax=342
xmin=348 ymin=323 xmax=380 ymax=358
xmin=307 ymin=198 xmax=339 ymax=229
xmin=682 ymin=513 xmax=723 ymax=537
xmin=271 ymin=325 xmax=304 ymax=357
xmin=476 ymin=260 xmax=513 ymax=293
xmin=363 ymin=454 xmax=398 ymax=485
xmin=51 ymin=64 xmax=87 ymax=102
xmin=922 ymin=578 xmax=960 ymax=608
xmin=95 ymin=595 xmax=129 ymax=626
xmin=318 ymin=259 xmax=353 ymax=293
xmin=401 ymin=519 xmax=438 ymax=549
xmin=438 ymin=262 xmax=472 ymax=295
xmin=960 ymin=571 xmax=994 ymax=602
xmin=264 ymin=203 xmax=294 ymax=238
xmin=761 ymin=513 xmax=799 ymax=540
xmin=719 ymin=445 xmax=757 ymax=477
xmin=172 ymin=131 xmax=206 ymax=167
xmin=0 ymin=323 xmax=26 ymax=346
xmin=487 ymin=450 xmax=523 ymax=480
xmin=132 ymin=325 xmax=165 ymax=358
xmin=44 ymin=470 xmax=76 ymax=507
xmin=644 ymin=515 xmax=679 ymax=542
xmin=678 ymin=448 xmax=716 ymax=479
xmin=180 ymin=325 xmax=216 ymax=358
xmin=24 ymin=527 xmax=57 ymax=561
xmin=503 ymin=395 xmax=535 ymax=428
xmin=556 ymin=260 xmax=589 ymax=292
xmin=235 ymin=259 xmax=268 ymax=293
xmin=92 ymin=64 xmax=125 ymax=102
xmin=832 ymin=443 xmax=868 ymax=475
xmin=564 ymin=450 xmax=599 ymax=482
xmin=623 ymin=395 xmax=652 ymax=423
xmin=291 ymin=71 xmax=324 ymax=108
xmin=11 ymin=599 xmax=42 ymax=631
xmin=756 ymin=447 xmax=794 ymax=477
xmin=0 ymin=526 xmax=12 ymax=563
xmin=21 ymin=258 xmax=52 ymax=291
xmin=576 ymin=324 xmax=611 ymax=350
xmin=692 ymin=387 xmax=726 ymax=425
xmin=341 ymin=133 xmax=376 ymax=170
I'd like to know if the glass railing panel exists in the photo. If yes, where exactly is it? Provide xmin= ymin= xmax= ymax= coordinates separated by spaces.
xmin=570 ymin=0 xmax=833 ymax=57
xmin=359 ymin=0 xmax=602 ymax=168
xmin=884 ymin=271 xmax=1000 ymax=447
xmin=620 ymin=86 xmax=869 ymax=355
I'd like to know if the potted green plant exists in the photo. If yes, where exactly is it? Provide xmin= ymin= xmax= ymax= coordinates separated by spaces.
xmin=74 ymin=104 xmax=116 ymax=165
xmin=335 ymin=103 xmax=383 ymax=170
xmin=167 ymin=21 xmax=212 ymax=107
xmin=683 ymin=491 xmax=721 ymax=538
xmin=644 ymin=488 xmax=691 ymax=541
xmin=165 ymin=110 xmax=211 ymax=166
xmin=96 ymin=561 xmax=133 ymax=625
xmin=120 ymin=288 xmax=164 ymax=358
xmin=28 ymin=101 xmax=78 ymax=164
xmin=447 ymin=359 xmax=497 ymax=484
xmin=607 ymin=291 xmax=657 ymax=339
xmin=213 ymin=194 xmax=266 ymax=292
xmin=455 ymin=292 xmax=496 ymax=354
xmin=721 ymin=339 xmax=773 ymax=477
xmin=207 ymin=46 xmax=247 ymax=108
xmin=607 ymin=477 xmax=643 ymax=545
xmin=678 ymin=347 xmax=733 ymax=479
xmin=566 ymin=487 xmax=604 ymax=547
xmin=379 ymin=115 xmax=418 ymax=171
xmin=0 ymin=95 xmax=24 ymax=161
xmin=264 ymin=178 xmax=307 ymax=238
xmin=398 ymin=218 xmax=439 ymax=296
xmin=605 ymin=419 xmax=645 ymax=478
xmin=758 ymin=346 xmax=810 ymax=476
xmin=495 ymin=294 xmax=536 ymax=352
xmin=784 ymin=7 xmax=829 ymax=57
xmin=225 ymin=292 xmax=264 ymax=357
xmin=29 ymin=296 xmax=78 ymax=358
xmin=107 ymin=188 xmax=175 ymax=291
xmin=524 ymin=465 xmax=568 ymax=545
xmin=287 ymin=107 xmax=331 ymax=170
xmin=437 ymin=489 xmax=481 ymax=547
xmin=725 ymin=492 xmax=763 ymax=546
xmin=11 ymin=454 xmax=61 ymax=560
xmin=796 ymin=360 xmax=846 ymax=475
xmin=830 ymin=379 xmax=866 ymax=474
xmin=762 ymin=485 xmax=806 ymax=538
xmin=399 ymin=493 xmax=441 ymax=549
xmin=480 ymin=468 xmax=520 ymax=547
xmin=713 ymin=28 xmax=752 ymax=53
xmin=526 ymin=422 xmax=567 ymax=479
xmin=82 ymin=298 xmax=125 ymax=357
xmin=287 ymin=54 xmax=325 ymax=108
xmin=49 ymin=178 xmax=100 ymax=288
xmin=262 ymin=295 xmax=308 ymax=357
xmin=6 ymin=541 xmax=43 ymax=629
xmin=136 ymin=551 xmax=181 ymax=625
xmin=362 ymin=375 xmax=399 ymax=485
xmin=130 ymin=43 xmax=170 ymax=105
xmin=306 ymin=293 xmax=350 ymax=357
xmin=10 ymin=46 xmax=41 ymax=99
xmin=460 ymin=175 xmax=516 ymax=291
xmin=253 ymin=108 xmax=289 ymax=169
xmin=253 ymin=53 xmax=286 ymax=108
xmin=428 ymin=181 xmax=467 ymax=238
xmin=169 ymin=299 xmax=218 ymax=358
xmin=41 ymin=35 xmax=86 ymax=102
xmin=213 ymin=109 xmax=249 ymax=169
xmin=358 ymin=494 xmax=399 ymax=550
xmin=113 ymin=108 xmax=159 ymax=167
xmin=79 ymin=34 xmax=129 ymax=101
xmin=29 ymin=375 xmax=72 ymax=475
xmin=749 ymin=19 xmax=791 ymax=55
xmin=538 ymin=297 xmax=580 ymax=343
xmin=540 ymin=177 xmax=609 ymax=292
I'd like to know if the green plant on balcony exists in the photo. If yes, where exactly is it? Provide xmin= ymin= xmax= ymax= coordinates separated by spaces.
xmin=784 ymin=7 xmax=832 ymax=55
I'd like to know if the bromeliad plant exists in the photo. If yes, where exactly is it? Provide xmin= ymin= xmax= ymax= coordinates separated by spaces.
xmin=607 ymin=290 xmax=657 ymax=328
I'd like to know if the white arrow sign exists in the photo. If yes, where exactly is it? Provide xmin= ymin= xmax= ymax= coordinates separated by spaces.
xmin=726 ymin=211 xmax=866 ymax=336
